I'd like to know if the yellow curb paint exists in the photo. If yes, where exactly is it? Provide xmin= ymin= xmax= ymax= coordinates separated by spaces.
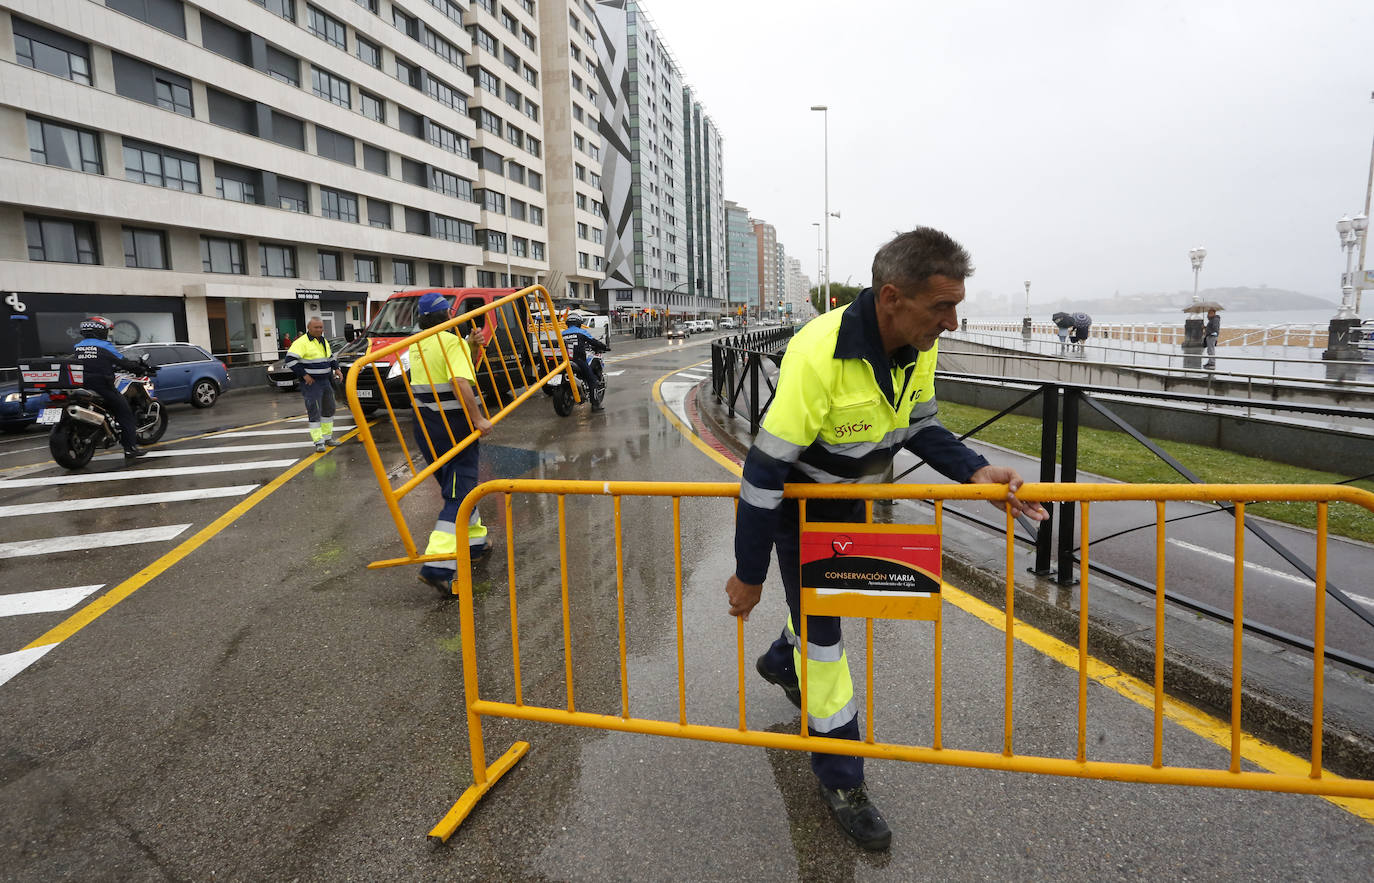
xmin=21 ymin=425 xmax=368 ymax=652
xmin=657 ymin=360 xmax=1373 ymax=824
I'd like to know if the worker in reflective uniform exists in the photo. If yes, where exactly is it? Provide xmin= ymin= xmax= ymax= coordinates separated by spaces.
xmin=409 ymin=292 xmax=493 ymax=595
xmin=284 ymin=317 xmax=342 ymax=452
xmin=725 ymin=228 xmax=1047 ymax=851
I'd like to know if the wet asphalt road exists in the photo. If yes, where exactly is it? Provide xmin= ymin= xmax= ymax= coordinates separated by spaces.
xmin=1 ymin=334 xmax=1372 ymax=880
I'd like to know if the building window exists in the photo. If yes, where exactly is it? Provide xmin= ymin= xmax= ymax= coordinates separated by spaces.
xmin=424 ymin=29 xmax=462 ymax=67
xmin=108 ymin=0 xmax=186 ymax=37
xmin=526 ymin=136 xmax=540 ymax=158
xmin=579 ymin=252 xmax=589 ymax=269
xmin=260 ymin=243 xmax=297 ymax=277
xmin=431 ymin=168 xmax=460 ymax=198
xmin=469 ymin=26 xmax=497 ymax=54
xmin=426 ymin=120 xmax=467 ymax=157
xmin=14 ymin=23 xmax=92 ymax=85
xmin=267 ymin=46 xmax=300 ymax=85
xmin=319 ymin=250 xmax=341 ymax=281
xmin=506 ymin=122 xmax=523 ymax=148
xmin=320 ymin=188 xmax=359 ymax=222
xmin=216 ymin=174 xmax=256 ymax=204
xmin=477 ymin=269 xmax=496 ymax=287
xmin=474 ymin=67 xmax=500 ymax=96
xmin=504 ymin=83 xmax=522 ymax=109
xmin=26 ymin=215 xmax=99 ymax=264
xmin=393 ymin=259 xmax=415 ymax=285
xmin=252 ymin=0 xmax=295 ymax=21
xmin=425 ymin=74 xmax=465 ymax=112
xmin=512 ymin=237 xmax=528 ymax=257
xmin=502 ymin=47 xmax=519 ymax=72
xmin=392 ymin=7 xmax=418 ymax=39
xmin=395 ymin=57 xmax=421 ymax=89
xmin=509 ymin=199 xmax=526 ymax=221
xmin=576 ymin=193 xmax=587 ymax=211
xmin=524 ymin=98 xmax=539 ymax=122
xmin=307 ymin=5 xmax=346 ymax=50
xmin=155 ymin=77 xmax=193 ymax=115
xmin=523 ymin=64 xmax=537 ymax=86
xmin=200 ymin=236 xmax=245 ymax=274
xmin=354 ymin=0 xmax=379 ymax=12
xmin=577 ymin=222 xmax=588 ymax=240
xmin=433 ymin=214 xmax=474 ymax=244
xmin=356 ymin=35 xmax=381 ymax=69
xmin=312 ymin=66 xmax=351 ymax=108
xmin=354 ymin=255 xmax=379 ymax=282
xmin=528 ymin=205 xmax=543 ymax=225
xmin=123 ymin=139 xmax=200 ymax=192
xmin=479 ymin=229 xmax=506 ymax=253
xmin=476 ymin=108 xmax=501 ymax=136
xmin=27 ymin=117 xmax=102 ymax=173
xmin=478 ymin=189 xmax=505 ymax=213
xmin=592 ymin=227 xmax=603 ymax=245
xmin=527 ymin=170 xmax=542 ymax=192
xmin=532 ymin=240 xmax=544 ymax=260
xmin=368 ymin=200 xmax=392 ymax=228
xmin=501 ymin=11 xmax=518 ymax=34
xmin=360 ymin=90 xmax=385 ymax=123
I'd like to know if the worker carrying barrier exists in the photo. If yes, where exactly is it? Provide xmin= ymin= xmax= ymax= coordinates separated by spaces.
xmin=344 ymin=285 xmax=579 ymax=566
xmin=426 ymin=479 xmax=1374 ymax=843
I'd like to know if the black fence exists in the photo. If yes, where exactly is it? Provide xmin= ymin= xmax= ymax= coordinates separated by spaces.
xmin=709 ymin=327 xmax=795 ymax=434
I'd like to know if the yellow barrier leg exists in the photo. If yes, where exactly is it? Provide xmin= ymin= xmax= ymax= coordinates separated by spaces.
xmin=427 ymin=741 xmax=531 ymax=844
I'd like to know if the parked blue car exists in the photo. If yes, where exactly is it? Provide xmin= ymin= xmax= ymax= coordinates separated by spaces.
xmin=0 ymin=382 xmax=52 ymax=432
xmin=121 ymin=343 xmax=230 ymax=408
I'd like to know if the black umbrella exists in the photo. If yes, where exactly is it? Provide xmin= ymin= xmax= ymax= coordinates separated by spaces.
xmin=1052 ymin=312 xmax=1074 ymax=328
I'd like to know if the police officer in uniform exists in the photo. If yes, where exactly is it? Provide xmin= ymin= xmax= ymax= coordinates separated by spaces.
xmin=73 ymin=316 xmax=149 ymax=459
xmin=409 ymin=292 xmax=493 ymax=595
xmin=724 ymin=228 xmax=1047 ymax=851
xmin=284 ymin=317 xmax=343 ymax=452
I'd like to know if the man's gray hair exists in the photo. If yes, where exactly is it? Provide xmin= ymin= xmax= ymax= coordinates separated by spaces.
xmin=871 ymin=228 xmax=974 ymax=294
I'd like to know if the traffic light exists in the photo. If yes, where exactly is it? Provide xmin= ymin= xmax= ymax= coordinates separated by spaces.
xmin=830 ymin=297 xmax=836 ymax=307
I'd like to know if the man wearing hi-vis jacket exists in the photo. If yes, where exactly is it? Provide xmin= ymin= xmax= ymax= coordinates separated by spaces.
xmin=724 ymin=228 xmax=1047 ymax=851
xmin=409 ymin=291 xmax=493 ymax=596
xmin=284 ymin=317 xmax=342 ymax=452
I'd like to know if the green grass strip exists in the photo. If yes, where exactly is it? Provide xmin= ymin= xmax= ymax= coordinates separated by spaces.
xmin=937 ymin=401 xmax=1374 ymax=544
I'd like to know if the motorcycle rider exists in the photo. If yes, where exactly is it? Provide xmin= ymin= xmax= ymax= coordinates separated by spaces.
xmin=72 ymin=316 xmax=149 ymax=459
xmin=560 ymin=314 xmax=609 ymax=411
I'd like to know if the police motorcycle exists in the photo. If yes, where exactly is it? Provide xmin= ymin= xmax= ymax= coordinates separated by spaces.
xmin=548 ymin=316 xmax=607 ymax=417
xmin=35 ymin=358 xmax=166 ymax=470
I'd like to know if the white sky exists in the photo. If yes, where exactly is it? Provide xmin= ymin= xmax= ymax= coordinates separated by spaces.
xmin=643 ymin=0 xmax=1374 ymax=304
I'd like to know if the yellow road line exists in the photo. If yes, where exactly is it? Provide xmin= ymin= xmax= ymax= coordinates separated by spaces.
xmin=21 ymin=426 xmax=366 ymax=651
xmin=654 ymin=360 xmax=1374 ymax=823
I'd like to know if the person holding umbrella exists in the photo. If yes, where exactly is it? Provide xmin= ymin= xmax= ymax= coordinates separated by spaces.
xmin=1069 ymin=312 xmax=1092 ymax=350
xmin=1204 ymin=308 xmax=1221 ymax=368
xmin=1051 ymin=312 xmax=1074 ymax=350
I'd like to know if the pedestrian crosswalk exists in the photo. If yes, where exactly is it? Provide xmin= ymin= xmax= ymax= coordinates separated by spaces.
xmin=0 ymin=411 xmax=355 ymax=689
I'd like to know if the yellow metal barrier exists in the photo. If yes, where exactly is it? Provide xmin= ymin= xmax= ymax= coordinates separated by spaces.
xmin=344 ymin=286 xmax=577 ymax=565
xmin=427 ymin=479 xmax=1374 ymax=842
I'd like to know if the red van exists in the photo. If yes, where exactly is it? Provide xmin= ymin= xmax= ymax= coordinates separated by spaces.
xmin=337 ymin=288 xmax=538 ymax=414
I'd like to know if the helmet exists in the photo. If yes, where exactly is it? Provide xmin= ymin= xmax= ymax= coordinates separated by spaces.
xmin=564 ymin=315 xmax=584 ymax=328
xmin=417 ymin=291 xmax=450 ymax=317
xmin=80 ymin=316 xmax=114 ymax=340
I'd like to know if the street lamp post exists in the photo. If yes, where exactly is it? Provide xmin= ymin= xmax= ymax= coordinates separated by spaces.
xmin=1324 ymin=212 xmax=1369 ymax=361
xmin=811 ymin=105 xmax=830 ymax=312
xmin=811 ymin=221 xmax=822 ymax=314
xmin=1183 ymin=246 xmax=1207 ymax=349
xmin=1022 ymin=280 xmax=1032 ymax=338
xmin=501 ymin=160 xmax=514 ymax=287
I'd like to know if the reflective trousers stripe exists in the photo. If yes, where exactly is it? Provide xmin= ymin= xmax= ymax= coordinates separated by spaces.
xmin=783 ymin=619 xmax=858 ymax=732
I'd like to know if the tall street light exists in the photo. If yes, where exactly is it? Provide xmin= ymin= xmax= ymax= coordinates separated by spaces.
xmin=1188 ymin=246 xmax=1207 ymax=302
xmin=811 ymin=104 xmax=830 ymax=312
xmin=501 ymin=159 xmax=514 ymax=287
xmin=1022 ymin=280 xmax=1032 ymax=338
xmin=1324 ymin=212 xmax=1369 ymax=361
xmin=1184 ymin=246 xmax=1207 ymax=350
xmin=811 ymin=221 xmax=822 ymax=314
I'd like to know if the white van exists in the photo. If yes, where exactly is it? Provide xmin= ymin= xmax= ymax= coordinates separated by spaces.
xmin=568 ymin=311 xmax=611 ymax=344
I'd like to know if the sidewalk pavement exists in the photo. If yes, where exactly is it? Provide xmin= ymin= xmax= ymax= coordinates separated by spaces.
xmin=692 ymin=371 xmax=1374 ymax=780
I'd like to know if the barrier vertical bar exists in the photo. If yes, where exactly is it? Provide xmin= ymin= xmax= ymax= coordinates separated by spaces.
xmin=864 ymin=497 xmax=875 ymax=744
xmin=933 ymin=500 xmax=944 ymax=751
xmin=1230 ymin=501 xmax=1246 ymax=773
xmin=1004 ymin=503 xmax=1016 ymax=757
xmin=798 ymin=499 xmax=809 ymax=740
xmin=506 ymin=493 xmax=523 ymax=706
xmin=737 ymin=617 xmax=747 ymax=731
xmin=674 ymin=496 xmax=686 ymax=725
xmin=1153 ymin=501 xmax=1166 ymax=768
xmin=373 ymin=362 xmax=417 ymax=476
xmin=558 ymin=495 xmax=575 ymax=713
xmin=1312 ymin=502 xmax=1327 ymax=778
xmin=1077 ymin=502 xmax=1091 ymax=764
xmin=615 ymin=495 xmax=629 ymax=719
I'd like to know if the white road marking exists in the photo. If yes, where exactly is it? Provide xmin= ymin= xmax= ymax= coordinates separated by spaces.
xmin=604 ymin=370 xmax=626 ymax=377
xmin=1 ymin=460 xmax=296 ymax=488
xmin=677 ymin=373 xmax=708 ymax=381
xmin=0 ymin=485 xmax=258 ymax=518
xmin=0 ymin=584 xmax=104 ymax=617
xmin=1167 ymin=538 xmax=1374 ymax=607
xmin=0 ymin=524 xmax=191 ymax=559
xmin=96 ymin=442 xmax=307 ymax=459
xmin=288 ymin=416 xmax=354 ymax=424
xmin=0 ymin=645 xmax=55 ymax=688
xmin=212 ymin=429 xmax=345 ymax=438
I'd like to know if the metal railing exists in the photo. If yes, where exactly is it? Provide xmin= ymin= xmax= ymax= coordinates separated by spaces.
xmin=427 ymin=478 xmax=1374 ymax=843
xmin=709 ymin=327 xmax=795 ymax=434
xmin=345 ymin=285 xmax=574 ymax=567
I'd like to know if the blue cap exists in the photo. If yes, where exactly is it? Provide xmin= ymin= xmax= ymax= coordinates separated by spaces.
xmin=417 ymin=292 xmax=449 ymax=316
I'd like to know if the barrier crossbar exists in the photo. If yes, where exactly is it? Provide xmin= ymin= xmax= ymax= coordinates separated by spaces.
xmin=345 ymin=286 xmax=576 ymax=565
xmin=427 ymin=479 xmax=1374 ymax=843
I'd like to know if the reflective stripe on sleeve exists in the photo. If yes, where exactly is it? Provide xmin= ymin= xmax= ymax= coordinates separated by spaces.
xmin=740 ymin=479 xmax=783 ymax=510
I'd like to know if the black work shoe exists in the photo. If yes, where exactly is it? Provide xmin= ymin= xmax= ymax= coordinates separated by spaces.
xmin=818 ymin=782 xmax=892 ymax=851
xmin=124 ymin=447 xmax=146 ymax=459
xmin=470 ymin=543 xmax=492 ymax=563
xmin=756 ymin=653 xmax=802 ymax=710
xmin=417 ymin=573 xmax=453 ymax=596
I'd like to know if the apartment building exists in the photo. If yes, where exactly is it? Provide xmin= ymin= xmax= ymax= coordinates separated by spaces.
xmin=752 ymin=218 xmax=778 ymax=318
xmin=537 ymin=0 xmax=604 ymax=309
xmin=682 ymin=84 xmax=724 ymax=318
xmin=0 ymin=0 xmax=550 ymax=367
xmin=723 ymin=198 xmax=755 ymax=318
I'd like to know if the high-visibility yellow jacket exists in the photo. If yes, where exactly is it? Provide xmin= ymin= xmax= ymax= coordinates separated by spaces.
xmin=407 ymin=330 xmax=476 ymax=413
xmin=735 ymin=288 xmax=987 ymax=583
xmin=284 ymin=335 xmax=337 ymax=380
